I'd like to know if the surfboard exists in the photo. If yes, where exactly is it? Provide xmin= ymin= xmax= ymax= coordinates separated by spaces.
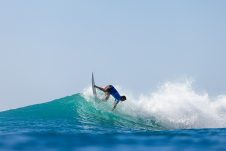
xmin=92 ymin=72 xmax=97 ymax=98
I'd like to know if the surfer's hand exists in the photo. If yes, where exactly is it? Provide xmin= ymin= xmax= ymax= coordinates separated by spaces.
xmin=112 ymin=102 xmax=118 ymax=111
xmin=112 ymin=106 xmax=116 ymax=111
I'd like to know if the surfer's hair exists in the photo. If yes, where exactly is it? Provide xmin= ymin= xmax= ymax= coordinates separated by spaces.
xmin=121 ymin=96 xmax=126 ymax=101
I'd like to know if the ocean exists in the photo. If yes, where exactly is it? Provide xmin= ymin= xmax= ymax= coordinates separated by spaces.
xmin=1 ymin=82 xmax=226 ymax=151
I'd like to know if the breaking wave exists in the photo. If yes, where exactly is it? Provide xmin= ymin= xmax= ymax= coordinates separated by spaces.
xmin=1 ymin=80 xmax=226 ymax=132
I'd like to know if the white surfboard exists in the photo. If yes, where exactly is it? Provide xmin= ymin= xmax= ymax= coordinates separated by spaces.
xmin=92 ymin=72 xmax=97 ymax=98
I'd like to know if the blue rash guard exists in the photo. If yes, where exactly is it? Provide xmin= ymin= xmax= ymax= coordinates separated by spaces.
xmin=108 ymin=85 xmax=121 ymax=103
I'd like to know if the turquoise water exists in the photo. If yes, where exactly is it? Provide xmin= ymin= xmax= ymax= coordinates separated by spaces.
xmin=1 ymin=93 xmax=226 ymax=151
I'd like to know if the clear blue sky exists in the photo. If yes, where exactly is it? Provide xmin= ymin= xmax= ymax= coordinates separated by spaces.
xmin=0 ymin=0 xmax=226 ymax=111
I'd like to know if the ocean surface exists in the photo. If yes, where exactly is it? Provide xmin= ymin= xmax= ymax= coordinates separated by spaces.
xmin=1 ymin=82 xmax=226 ymax=151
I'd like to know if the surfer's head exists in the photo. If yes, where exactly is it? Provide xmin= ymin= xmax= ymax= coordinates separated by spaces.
xmin=120 ymin=96 xmax=126 ymax=101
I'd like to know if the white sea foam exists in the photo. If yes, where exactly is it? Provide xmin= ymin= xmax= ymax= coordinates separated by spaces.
xmin=83 ymin=80 xmax=226 ymax=129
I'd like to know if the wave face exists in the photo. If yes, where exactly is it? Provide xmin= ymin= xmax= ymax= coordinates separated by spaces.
xmin=0 ymin=94 xmax=161 ymax=134
xmin=1 ymin=80 xmax=226 ymax=134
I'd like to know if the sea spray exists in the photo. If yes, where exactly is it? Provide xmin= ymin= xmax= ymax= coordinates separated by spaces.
xmin=83 ymin=80 xmax=226 ymax=129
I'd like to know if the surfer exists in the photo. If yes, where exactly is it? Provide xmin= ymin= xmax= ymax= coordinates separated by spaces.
xmin=94 ymin=85 xmax=126 ymax=111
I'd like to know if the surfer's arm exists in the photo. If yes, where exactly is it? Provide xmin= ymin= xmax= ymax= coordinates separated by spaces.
xmin=112 ymin=101 xmax=119 ymax=111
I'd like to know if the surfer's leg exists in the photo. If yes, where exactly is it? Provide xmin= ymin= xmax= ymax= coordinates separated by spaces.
xmin=104 ymin=93 xmax=110 ymax=101
xmin=95 ymin=85 xmax=106 ymax=92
